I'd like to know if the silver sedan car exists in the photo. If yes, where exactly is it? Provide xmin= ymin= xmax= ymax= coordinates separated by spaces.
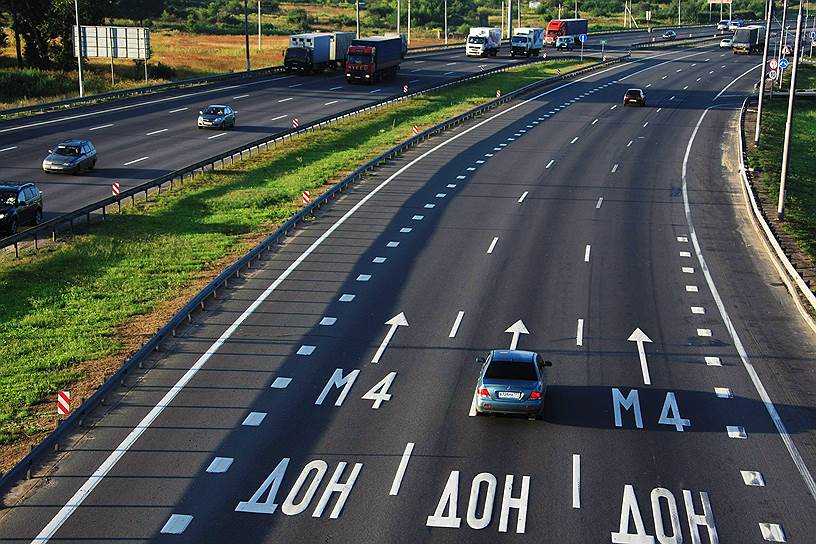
xmin=474 ymin=350 xmax=551 ymax=418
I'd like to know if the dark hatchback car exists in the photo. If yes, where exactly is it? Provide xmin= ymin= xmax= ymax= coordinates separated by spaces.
xmin=42 ymin=140 xmax=97 ymax=174
xmin=197 ymin=105 xmax=236 ymax=129
xmin=0 ymin=182 xmax=43 ymax=234
xmin=623 ymin=88 xmax=646 ymax=106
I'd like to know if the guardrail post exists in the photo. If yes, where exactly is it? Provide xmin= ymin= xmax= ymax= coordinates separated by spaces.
xmin=14 ymin=242 xmax=18 ymax=258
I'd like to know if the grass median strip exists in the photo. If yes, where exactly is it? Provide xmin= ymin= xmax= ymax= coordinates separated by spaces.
xmin=0 ymin=58 xmax=591 ymax=467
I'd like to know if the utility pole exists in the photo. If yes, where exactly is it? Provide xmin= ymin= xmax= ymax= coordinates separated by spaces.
xmin=755 ymin=0 xmax=774 ymax=145
xmin=778 ymin=0 xmax=805 ymax=219
xmin=507 ymin=0 xmax=513 ymax=39
xmin=258 ymin=1 xmax=261 ymax=50
xmin=244 ymin=0 xmax=250 ymax=71
xmin=518 ymin=0 xmax=521 ymax=27
xmin=397 ymin=0 xmax=400 ymax=34
xmin=74 ymin=0 xmax=84 ymax=97
xmin=445 ymin=0 xmax=448 ymax=44
xmin=356 ymin=0 xmax=360 ymax=38
xmin=678 ymin=0 xmax=681 ymax=26
xmin=408 ymin=0 xmax=411 ymax=44
xmin=501 ymin=0 xmax=505 ymax=38
xmin=558 ymin=3 xmax=562 ymax=19
xmin=575 ymin=0 xmax=578 ymax=19
xmin=778 ymin=0 xmax=789 ymax=88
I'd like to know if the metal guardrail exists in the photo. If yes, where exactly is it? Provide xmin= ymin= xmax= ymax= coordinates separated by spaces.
xmin=0 ymin=53 xmax=629 ymax=496
xmin=1 ymin=53 xmax=613 ymax=255
xmin=736 ymin=96 xmax=816 ymax=318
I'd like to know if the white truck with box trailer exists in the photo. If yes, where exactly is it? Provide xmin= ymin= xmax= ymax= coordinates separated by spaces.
xmin=511 ymin=27 xmax=545 ymax=56
xmin=466 ymin=27 xmax=502 ymax=57
xmin=329 ymin=32 xmax=356 ymax=69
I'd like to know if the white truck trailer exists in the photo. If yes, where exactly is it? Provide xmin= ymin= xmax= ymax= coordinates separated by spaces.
xmin=466 ymin=27 xmax=502 ymax=57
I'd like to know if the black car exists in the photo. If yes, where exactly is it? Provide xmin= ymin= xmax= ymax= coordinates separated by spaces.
xmin=197 ymin=105 xmax=236 ymax=129
xmin=623 ymin=88 xmax=646 ymax=106
xmin=662 ymin=30 xmax=677 ymax=40
xmin=0 ymin=182 xmax=43 ymax=234
xmin=42 ymin=140 xmax=97 ymax=174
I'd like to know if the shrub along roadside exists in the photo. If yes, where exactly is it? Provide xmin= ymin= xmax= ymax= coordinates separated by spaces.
xmin=0 ymin=58 xmax=590 ymax=469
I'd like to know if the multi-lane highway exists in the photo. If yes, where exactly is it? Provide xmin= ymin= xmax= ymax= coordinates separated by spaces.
xmin=1 ymin=36 xmax=815 ymax=543
xmin=0 ymin=27 xmax=720 ymax=219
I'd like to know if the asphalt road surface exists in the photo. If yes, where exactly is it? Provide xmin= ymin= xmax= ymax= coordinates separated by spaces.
xmin=4 ymin=38 xmax=814 ymax=544
xmin=0 ymin=26 xmax=720 ymax=219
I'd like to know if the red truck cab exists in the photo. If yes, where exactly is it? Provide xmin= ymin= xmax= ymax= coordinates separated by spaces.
xmin=346 ymin=45 xmax=376 ymax=82
xmin=545 ymin=20 xmax=566 ymax=45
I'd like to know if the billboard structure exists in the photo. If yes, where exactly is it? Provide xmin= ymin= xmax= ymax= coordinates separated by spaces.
xmin=708 ymin=0 xmax=734 ymax=22
xmin=72 ymin=26 xmax=151 ymax=84
xmin=73 ymin=26 xmax=151 ymax=60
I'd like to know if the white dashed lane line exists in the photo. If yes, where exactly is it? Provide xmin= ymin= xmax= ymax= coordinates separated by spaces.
xmin=518 ymin=191 xmax=529 ymax=203
xmin=576 ymin=319 xmax=584 ymax=346
xmin=570 ymin=136 xmax=579 ymax=144
xmin=288 ymin=83 xmax=303 ymax=88
xmin=369 ymin=88 xmax=383 ymax=94
xmin=329 ymin=86 xmax=343 ymax=90
xmin=611 ymin=164 xmax=618 ymax=173
xmin=546 ymin=160 xmax=555 ymax=169
xmin=123 ymin=156 xmax=149 ymax=166
xmin=324 ymin=100 xmax=339 ymax=106
xmin=448 ymin=311 xmax=465 ymax=338
xmin=207 ymin=132 xmax=228 ymax=140
xmin=0 ymin=146 xmax=17 ymax=152
xmin=271 ymin=114 xmax=288 ymax=121
xmin=486 ymin=237 xmax=499 ymax=254
xmin=596 ymin=197 xmax=604 ymax=209
xmin=168 ymin=107 xmax=188 ymax=113
xmin=584 ymin=245 xmax=591 ymax=263
xmin=89 ymin=124 xmax=114 ymax=131
xmin=278 ymin=97 xmax=294 ymax=103
xmin=146 ymin=128 xmax=168 ymax=136
xmin=233 ymin=94 xmax=250 ymax=99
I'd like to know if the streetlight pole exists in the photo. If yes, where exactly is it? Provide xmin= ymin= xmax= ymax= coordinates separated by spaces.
xmin=258 ymin=1 xmax=261 ymax=50
xmin=356 ymin=0 xmax=361 ymax=39
xmin=407 ymin=0 xmax=411 ymax=44
xmin=73 ymin=0 xmax=84 ymax=97
xmin=507 ymin=0 xmax=513 ymax=39
xmin=678 ymin=0 xmax=681 ymax=26
xmin=444 ymin=0 xmax=448 ymax=45
xmin=397 ymin=0 xmax=400 ymax=34
xmin=575 ymin=0 xmax=578 ymax=19
xmin=755 ymin=0 xmax=774 ymax=145
xmin=778 ymin=0 xmax=789 ymax=88
xmin=243 ymin=0 xmax=250 ymax=71
xmin=778 ymin=0 xmax=804 ymax=219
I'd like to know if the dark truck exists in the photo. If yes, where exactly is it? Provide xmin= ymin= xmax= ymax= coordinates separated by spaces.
xmin=345 ymin=36 xmax=403 ymax=84
xmin=732 ymin=25 xmax=765 ymax=54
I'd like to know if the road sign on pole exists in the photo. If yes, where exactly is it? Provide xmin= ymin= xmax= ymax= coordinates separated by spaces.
xmin=57 ymin=391 xmax=71 ymax=415
xmin=769 ymin=58 xmax=778 ymax=69
xmin=779 ymin=57 xmax=790 ymax=69
xmin=768 ymin=69 xmax=778 ymax=79
xmin=579 ymin=33 xmax=587 ymax=42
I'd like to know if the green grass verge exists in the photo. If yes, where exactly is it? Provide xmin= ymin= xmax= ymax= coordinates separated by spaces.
xmin=0 ymin=58 xmax=591 ymax=449
xmin=747 ymin=64 xmax=816 ymax=260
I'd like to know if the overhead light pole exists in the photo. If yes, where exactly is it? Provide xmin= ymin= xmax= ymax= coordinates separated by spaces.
xmin=397 ymin=0 xmax=400 ymax=33
xmin=678 ymin=0 xmax=681 ymax=26
xmin=74 ymin=0 xmax=84 ymax=97
xmin=778 ymin=0 xmax=805 ymax=219
xmin=444 ymin=0 xmax=448 ymax=44
xmin=755 ymin=0 xmax=774 ymax=145
xmin=244 ymin=0 xmax=250 ymax=71
xmin=258 ymin=1 xmax=262 ymax=50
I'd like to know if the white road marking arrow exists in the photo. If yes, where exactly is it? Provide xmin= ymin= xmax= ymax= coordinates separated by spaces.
xmin=505 ymin=320 xmax=530 ymax=350
xmin=627 ymin=328 xmax=653 ymax=385
xmin=371 ymin=312 xmax=409 ymax=363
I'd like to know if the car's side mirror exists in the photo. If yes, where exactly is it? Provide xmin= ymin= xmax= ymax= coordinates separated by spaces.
xmin=48 ymin=149 xmax=53 ymax=154
xmin=544 ymin=360 xmax=553 ymax=367
xmin=475 ymin=356 xmax=486 ymax=364
xmin=198 ymin=110 xmax=203 ymax=115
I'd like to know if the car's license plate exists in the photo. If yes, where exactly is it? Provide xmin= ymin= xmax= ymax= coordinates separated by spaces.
xmin=497 ymin=391 xmax=522 ymax=400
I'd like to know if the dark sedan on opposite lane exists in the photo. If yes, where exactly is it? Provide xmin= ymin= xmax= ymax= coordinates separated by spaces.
xmin=0 ymin=182 xmax=43 ymax=234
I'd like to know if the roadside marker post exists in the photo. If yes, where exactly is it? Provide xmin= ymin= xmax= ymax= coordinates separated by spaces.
xmin=496 ymin=89 xmax=501 ymax=98
xmin=111 ymin=182 xmax=120 ymax=196
xmin=292 ymin=118 xmax=299 ymax=129
xmin=57 ymin=391 xmax=71 ymax=416
xmin=302 ymin=191 xmax=310 ymax=205
xmin=412 ymin=124 xmax=419 ymax=136
xmin=403 ymin=84 xmax=409 ymax=93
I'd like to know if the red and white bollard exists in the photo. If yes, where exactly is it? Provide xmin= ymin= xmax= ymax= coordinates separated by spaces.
xmin=292 ymin=118 xmax=299 ymax=129
xmin=302 ymin=191 xmax=311 ymax=205
xmin=403 ymin=84 xmax=409 ymax=93
xmin=111 ymin=182 xmax=120 ymax=196
xmin=496 ymin=89 xmax=502 ymax=98
xmin=412 ymin=124 xmax=419 ymax=135
xmin=57 ymin=391 xmax=71 ymax=415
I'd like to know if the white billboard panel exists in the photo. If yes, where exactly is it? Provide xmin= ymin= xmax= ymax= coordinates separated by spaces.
xmin=73 ymin=26 xmax=151 ymax=60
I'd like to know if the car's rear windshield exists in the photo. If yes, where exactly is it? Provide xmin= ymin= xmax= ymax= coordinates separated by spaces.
xmin=54 ymin=145 xmax=81 ymax=156
xmin=626 ymin=90 xmax=641 ymax=95
xmin=0 ymin=191 xmax=16 ymax=205
xmin=484 ymin=360 xmax=537 ymax=381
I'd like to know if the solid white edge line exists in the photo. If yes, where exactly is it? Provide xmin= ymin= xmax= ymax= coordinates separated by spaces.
xmin=29 ymin=53 xmax=676 ymax=543
xmin=388 ymin=442 xmax=415 ymax=496
xmin=681 ymin=66 xmax=816 ymax=504
xmin=449 ymin=311 xmax=465 ymax=338
xmin=572 ymin=454 xmax=581 ymax=508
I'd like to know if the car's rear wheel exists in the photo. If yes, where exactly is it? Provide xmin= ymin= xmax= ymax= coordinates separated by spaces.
xmin=34 ymin=209 xmax=42 ymax=225
xmin=9 ymin=217 xmax=17 ymax=234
